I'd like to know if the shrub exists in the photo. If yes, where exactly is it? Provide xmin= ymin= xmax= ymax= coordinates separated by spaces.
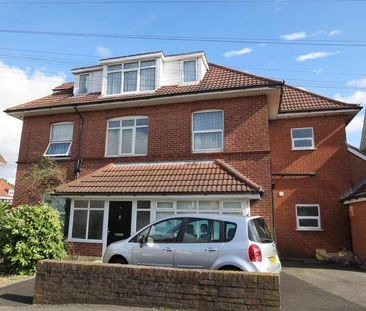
xmin=0 ymin=204 xmax=66 ymax=274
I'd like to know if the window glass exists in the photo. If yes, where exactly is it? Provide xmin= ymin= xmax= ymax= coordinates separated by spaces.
xmin=224 ymin=222 xmax=237 ymax=242
xmin=296 ymin=205 xmax=320 ymax=230
xmin=248 ymin=218 xmax=273 ymax=243
xmin=140 ymin=68 xmax=155 ymax=91
xmin=121 ymin=129 xmax=133 ymax=154
xmin=79 ymin=74 xmax=89 ymax=94
xmin=194 ymin=132 xmax=222 ymax=150
xmin=72 ymin=210 xmax=87 ymax=239
xmin=193 ymin=111 xmax=222 ymax=131
xmin=177 ymin=201 xmax=195 ymax=210
xmin=106 ymin=129 xmax=120 ymax=156
xmin=297 ymin=205 xmax=319 ymax=216
xmin=43 ymin=193 xmax=66 ymax=230
xmin=299 ymin=219 xmax=319 ymax=227
xmin=212 ymin=221 xmax=220 ymax=242
xmin=157 ymin=202 xmax=174 ymax=209
xmin=182 ymin=218 xmax=221 ymax=243
xmin=124 ymin=62 xmax=138 ymax=70
xmin=223 ymin=202 xmax=241 ymax=210
xmin=292 ymin=128 xmax=313 ymax=139
xmin=137 ymin=201 xmax=151 ymax=209
xmin=192 ymin=111 xmax=223 ymax=151
xmin=136 ymin=211 xmax=150 ymax=231
xmin=45 ymin=143 xmax=71 ymax=156
xmin=198 ymin=201 xmax=220 ymax=211
xmin=51 ymin=124 xmax=73 ymax=141
xmin=291 ymin=128 xmax=314 ymax=150
xmin=123 ymin=70 xmax=138 ymax=92
xmin=74 ymin=200 xmax=88 ymax=208
xmin=107 ymin=117 xmax=148 ymax=156
xmin=156 ymin=212 xmax=175 ymax=220
xmin=141 ymin=60 xmax=155 ymax=67
xmin=88 ymin=210 xmax=104 ymax=239
xmin=107 ymin=71 xmax=122 ymax=95
xmin=294 ymin=140 xmax=313 ymax=148
xmin=108 ymin=64 xmax=122 ymax=71
xmin=90 ymin=200 xmax=104 ymax=209
xmin=183 ymin=60 xmax=197 ymax=82
xmin=148 ymin=218 xmax=182 ymax=243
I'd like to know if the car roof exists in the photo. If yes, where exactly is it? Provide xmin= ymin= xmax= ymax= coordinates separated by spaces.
xmin=157 ymin=214 xmax=262 ymax=223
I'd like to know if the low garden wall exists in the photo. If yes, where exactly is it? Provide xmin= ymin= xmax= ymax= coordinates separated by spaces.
xmin=34 ymin=260 xmax=280 ymax=310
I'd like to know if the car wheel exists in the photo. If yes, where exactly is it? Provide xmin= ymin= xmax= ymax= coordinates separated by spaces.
xmin=109 ymin=256 xmax=128 ymax=264
xmin=219 ymin=266 xmax=242 ymax=271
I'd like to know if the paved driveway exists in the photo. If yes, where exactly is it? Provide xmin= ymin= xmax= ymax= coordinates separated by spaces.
xmin=0 ymin=262 xmax=365 ymax=310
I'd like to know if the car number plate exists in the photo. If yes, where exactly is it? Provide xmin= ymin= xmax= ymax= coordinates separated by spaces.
xmin=269 ymin=256 xmax=277 ymax=264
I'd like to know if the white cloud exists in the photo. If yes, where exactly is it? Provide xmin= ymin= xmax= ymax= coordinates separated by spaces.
xmin=334 ymin=91 xmax=366 ymax=145
xmin=0 ymin=60 xmax=65 ymax=184
xmin=296 ymin=51 xmax=340 ymax=62
xmin=348 ymin=77 xmax=366 ymax=88
xmin=223 ymin=48 xmax=253 ymax=58
xmin=329 ymin=29 xmax=342 ymax=36
xmin=280 ymin=32 xmax=307 ymax=40
xmin=96 ymin=46 xmax=112 ymax=58
xmin=313 ymin=69 xmax=323 ymax=74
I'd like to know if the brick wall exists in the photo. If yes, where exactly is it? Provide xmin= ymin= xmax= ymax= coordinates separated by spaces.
xmin=348 ymin=201 xmax=366 ymax=265
xmin=270 ymin=115 xmax=352 ymax=258
xmin=65 ymin=242 xmax=103 ymax=257
xmin=34 ymin=260 xmax=280 ymax=310
xmin=348 ymin=152 xmax=366 ymax=185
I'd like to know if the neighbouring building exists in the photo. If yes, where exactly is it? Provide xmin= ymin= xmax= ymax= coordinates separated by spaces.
xmin=0 ymin=179 xmax=14 ymax=204
xmin=0 ymin=154 xmax=6 ymax=165
xmin=4 ymin=51 xmax=363 ymax=259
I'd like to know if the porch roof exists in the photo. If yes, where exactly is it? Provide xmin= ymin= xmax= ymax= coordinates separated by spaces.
xmin=55 ymin=160 xmax=263 ymax=196
xmin=340 ymin=178 xmax=366 ymax=203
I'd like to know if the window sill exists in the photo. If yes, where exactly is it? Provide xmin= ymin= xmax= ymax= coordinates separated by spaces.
xmin=43 ymin=156 xmax=71 ymax=161
xmin=296 ymin=228 xmax=323 ymax=232
xmin=105 ymin=154 xmax=147 ymax=158
xmin=292 ymin=148 xmax=316 ymax=151
xmin=192 ymin=149 xmax=224 ymax=154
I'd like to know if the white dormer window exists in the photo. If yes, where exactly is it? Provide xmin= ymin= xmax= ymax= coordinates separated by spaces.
xmin=183 ymin=60 xmax=197 ymax=83
xmin=79 ymin=74 xmax=89 ymax=94
xmin=106 ymin=60 xmax=156 ymax=95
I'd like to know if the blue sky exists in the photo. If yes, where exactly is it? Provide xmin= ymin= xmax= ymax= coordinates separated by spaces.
xmin=0 ymin=0 xmax=365 ymax=182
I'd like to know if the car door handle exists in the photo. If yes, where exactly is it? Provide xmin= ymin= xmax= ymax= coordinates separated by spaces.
xmin=163 ymin=247 xmax=173 ymax=252
xmin=205 ymin=247 xmax=218 ymax=252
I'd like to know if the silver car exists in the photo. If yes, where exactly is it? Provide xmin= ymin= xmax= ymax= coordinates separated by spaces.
xmin=103 ymin=214 xmax=281 ymax=273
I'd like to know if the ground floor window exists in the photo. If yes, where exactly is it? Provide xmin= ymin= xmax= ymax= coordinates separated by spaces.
xmin=296 ymin=204 xmax=321 ymax=231
xmin=155 ymin=200 xmax=248 ymax=220
xmin=70 ymin=200 xmax=105 ymax=241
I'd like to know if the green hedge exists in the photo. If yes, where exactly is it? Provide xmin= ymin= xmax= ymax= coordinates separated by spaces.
xmin=0 ymin=204 xmax=65 ymax=274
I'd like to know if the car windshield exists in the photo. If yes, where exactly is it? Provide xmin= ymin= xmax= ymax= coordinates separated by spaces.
xmin=248 ymin=218 xmax=273 ymax=243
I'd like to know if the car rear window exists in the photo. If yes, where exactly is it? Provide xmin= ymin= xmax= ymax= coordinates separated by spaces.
xmin=248 ymin=218 xmax=273 ymax=243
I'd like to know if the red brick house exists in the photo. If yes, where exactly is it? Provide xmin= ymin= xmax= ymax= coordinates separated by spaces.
xmin=0 ymin=179 xmax=14 ymax=204
xmin=4 ymin=51 xmax=362 ymax=258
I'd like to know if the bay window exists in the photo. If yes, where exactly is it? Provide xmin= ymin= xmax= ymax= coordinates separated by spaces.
xmin=44 ymin=122 xmax=73 ymax=157
xmin=106 ymin=60 xmax=156 ymax=95
xmin=192 ymin=110 xmax=223 ymax=152
xmin=106 ymin=116 xmax=149 ymax=156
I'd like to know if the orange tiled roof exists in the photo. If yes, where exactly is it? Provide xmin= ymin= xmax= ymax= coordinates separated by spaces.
xmin=5 ymin=63 xmax=359 ymax=114
xmin=0 ymin=179 xmax=13 ymax=198
xmin=55 ymin=160 xmax=262 ymax=195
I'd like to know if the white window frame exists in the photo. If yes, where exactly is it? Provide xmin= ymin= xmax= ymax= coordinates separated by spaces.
xmin=296 ymin=204 xmax=321 ymax=231
xmin=182 ymin=59 xmax=198 ymax=84
xmin=78 ymin=73 xmax=89 ymax=95
xmin=105 ymin=60 xmax=156 ymax=95
xmin=68 ymin=199 xmax=107 ymax=243
xmin=291 ymin=127 xmax=315 ymax=151
xmin=192 ymin=109 xmax=224 ymax=153
xmin=105 ymin=116 xmax=149 ymax=157
xmin=44 ymin=122 xmax=73 ymax=157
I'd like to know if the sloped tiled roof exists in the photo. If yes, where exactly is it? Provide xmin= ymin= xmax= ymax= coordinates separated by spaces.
xmin=55 ymin=160 xmax=262 ymax=195
xmin=4 ymin=63 xmax=360 ymax=114
xmin=0 ymin=179 xmax=13 ymax=198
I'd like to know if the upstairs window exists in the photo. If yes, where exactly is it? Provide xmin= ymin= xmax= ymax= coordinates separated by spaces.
xmin=296 ymin=204 xmax=321 ymax=231
xmin=106 ymin=60 xmax=156 ymax=95
xmin=192 ymin=110 xmax=223 ymax=152
xmin=106 ymin=117 xmax=149 ymax=156
xmin=183 ymin=60 xmax=197 ymax=82
xmin=291 ymin=128 xmax=315 ymax=150
xmin=78 ymin=74 xmax=89 ymax=94
xmin=44 ymin=122 xmax=73 ymax=157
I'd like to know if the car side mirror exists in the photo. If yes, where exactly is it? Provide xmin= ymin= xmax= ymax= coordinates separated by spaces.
xmin=138 ymin=235 xmax=146 ymax=248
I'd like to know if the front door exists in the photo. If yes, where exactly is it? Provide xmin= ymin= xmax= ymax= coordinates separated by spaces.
xmin=107 ymin=201 xmax=132 ymax=245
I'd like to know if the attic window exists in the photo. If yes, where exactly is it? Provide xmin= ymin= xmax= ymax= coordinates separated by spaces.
xmin=183 ymin=60 xmax=197 ymax=83
xmin=79 ymin=74 xmax=89 ymax=94
xmin=44 ymin=122 xmax=73 ymax=157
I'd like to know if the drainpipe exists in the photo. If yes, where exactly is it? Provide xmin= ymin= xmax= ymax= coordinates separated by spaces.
xmin=73 ymin=106 xmax=84 ymax=179
xmin=270 ymin=81 xmax=285 ymax=242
